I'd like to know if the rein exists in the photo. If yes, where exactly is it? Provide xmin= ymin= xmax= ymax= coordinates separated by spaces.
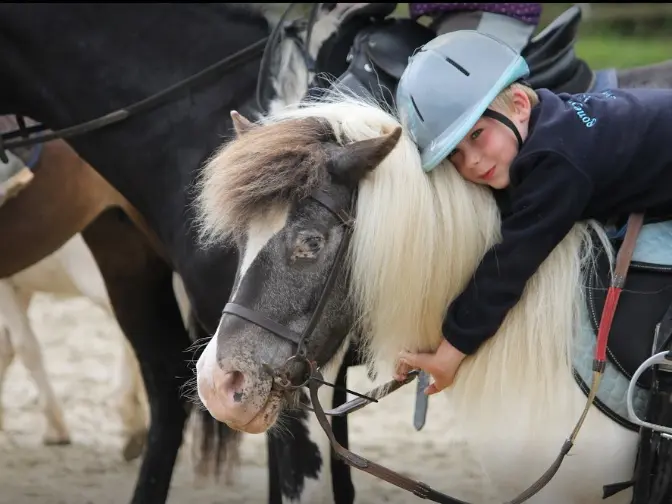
xmin=0 ymin=3 xmax=320 ymax=163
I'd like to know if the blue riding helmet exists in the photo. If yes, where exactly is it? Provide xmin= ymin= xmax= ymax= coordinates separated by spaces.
xmin=396 ymin=30 xmax=530 ymax=172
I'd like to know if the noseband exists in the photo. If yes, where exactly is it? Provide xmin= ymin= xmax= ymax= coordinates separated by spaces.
xmin=221 ymin=188 xmax=356 ymax=389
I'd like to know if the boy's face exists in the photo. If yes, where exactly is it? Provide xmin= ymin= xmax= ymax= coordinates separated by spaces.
xmin=446 ymin=88 xmax=532 ymax=190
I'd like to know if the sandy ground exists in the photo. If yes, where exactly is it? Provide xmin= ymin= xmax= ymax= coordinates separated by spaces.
xmin=0 ymin=292 xmax=472 ymax=504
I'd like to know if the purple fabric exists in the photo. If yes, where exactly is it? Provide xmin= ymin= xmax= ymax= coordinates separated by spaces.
xmin=409 ymin=3 xmax=542 ymax=26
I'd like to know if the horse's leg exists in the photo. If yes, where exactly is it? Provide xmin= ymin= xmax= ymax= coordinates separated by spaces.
xmin=81 ymin=207 xmax=190 ymax=504
xmin=116 ymin=335 xmax=149 ymax=462
xmin=0 ymin=139 xmax=157 ymax=459
xmin=330 ymin=347 xmax=355 ymax=504
xmin=267 ymin=411 xmax=328 ymax=504
xmin=0 ymin=320 xmax=14 ymax=431
xmin=267 ymin=342 xmax=352 ymax=504
xmin=267 ymin=398 xmax=332 ymax=504
xmin=69 ymin=245 xmax=151 ymax=462
xmin=63 ymin=256 xmax=150 ymax=462
xmin=0 ymin=280 xmax=70 ymax=444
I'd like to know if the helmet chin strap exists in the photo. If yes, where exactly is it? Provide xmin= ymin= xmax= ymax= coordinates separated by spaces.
xmin=482 ymin=109 xmax=523 ymax=149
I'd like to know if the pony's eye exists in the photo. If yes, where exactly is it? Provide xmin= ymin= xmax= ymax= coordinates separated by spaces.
xmin=291 ymin=231 xmax=325 ymax=262
xmin=304 ymin=236 xmax=323 ymax=252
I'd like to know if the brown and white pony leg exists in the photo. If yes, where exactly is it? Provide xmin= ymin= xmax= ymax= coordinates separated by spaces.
xmin=0 ymin=280 xmax=70 ymax=444
xmin=52 ymin=233 xmax=150 ymax=461
xmin=115 ymin=336 xmax=149 ymax=461
xmin=0 ymin=318 xmax=15 ymax=431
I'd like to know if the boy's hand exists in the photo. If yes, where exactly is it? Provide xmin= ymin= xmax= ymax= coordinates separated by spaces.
xmin=394 ymin=339 xmax=467 ymax=395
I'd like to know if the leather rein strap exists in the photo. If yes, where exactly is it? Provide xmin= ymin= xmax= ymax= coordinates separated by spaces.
xmin=307 ymin=212 xmax=645 ymax=504
xmin=0 ymin=38 xmax=267 ymax=161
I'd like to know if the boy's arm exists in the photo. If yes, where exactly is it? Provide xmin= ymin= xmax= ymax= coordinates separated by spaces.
xmin=442 ymin=152 xmax=594 ymax=355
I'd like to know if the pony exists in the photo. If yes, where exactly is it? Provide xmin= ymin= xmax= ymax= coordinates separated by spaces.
xmin=192 ymin=91 xmax=642 ymax=503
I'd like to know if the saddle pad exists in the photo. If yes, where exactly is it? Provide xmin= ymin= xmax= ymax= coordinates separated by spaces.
xmin=573 ymin=221 xmax=672 ymax=430
xmin=573 ymin=302 xmax=648 ymax=430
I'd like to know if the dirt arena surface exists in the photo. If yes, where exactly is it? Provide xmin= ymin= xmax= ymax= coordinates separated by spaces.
xmin=0 ymin=293 xmax=481 ymax=504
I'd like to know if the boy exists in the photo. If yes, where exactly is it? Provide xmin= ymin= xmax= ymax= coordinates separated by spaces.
xmin=393 ymin=30 xmax=672 ymax=394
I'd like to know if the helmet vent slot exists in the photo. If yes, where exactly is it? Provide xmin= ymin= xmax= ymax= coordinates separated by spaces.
xmin=410 ymin=95 xmax=424 ymax=122
xmin=445 ymin=57 xmax=470 ymax=77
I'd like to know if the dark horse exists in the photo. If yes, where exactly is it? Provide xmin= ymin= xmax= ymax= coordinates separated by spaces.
xmin=2 ymin=2 xmax=672 ymax=504
xmin=0 ymin=3 xmax=358 ymax=504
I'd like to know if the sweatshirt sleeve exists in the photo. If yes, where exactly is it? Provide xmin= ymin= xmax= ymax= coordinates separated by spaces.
xmin=442 ymin=152 xmax=594 ymax=355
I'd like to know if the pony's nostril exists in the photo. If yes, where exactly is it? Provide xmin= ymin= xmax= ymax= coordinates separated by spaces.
xmin=222 ymin=370 xmax=245 ymax=402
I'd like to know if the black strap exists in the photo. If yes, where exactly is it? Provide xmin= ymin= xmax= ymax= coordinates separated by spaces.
xmin=310 ymin=190 xmax=348 ymax=223
xmin=482 ymin=108 xmax=523 ymax=149
xmin=222 ymin=302 xmax=303 ymax=345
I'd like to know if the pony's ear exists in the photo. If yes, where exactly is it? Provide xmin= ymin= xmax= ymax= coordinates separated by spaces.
xmin=230 ymin=110 xmax=257 ymax=137
xmin=327 ymin=126 xmax=402 ymax=186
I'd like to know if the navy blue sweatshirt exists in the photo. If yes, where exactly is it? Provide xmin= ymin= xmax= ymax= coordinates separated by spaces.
xmin=444 ymin=87 xmax=672 ymax=355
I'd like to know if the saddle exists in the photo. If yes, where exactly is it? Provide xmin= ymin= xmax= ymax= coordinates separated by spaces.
xmin=522 ymin=5 xmax=593 ymax=93
xmin=328 ymin=5 xmax=595 ymax=108
xmin=588 ymin=228 xmax=672 ymax=390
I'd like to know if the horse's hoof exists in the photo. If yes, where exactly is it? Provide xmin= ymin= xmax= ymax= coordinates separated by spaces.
xmin=42 ymin=422 xmax=71 ymax=445
xmin=122 ymin=430 xmax=147 ymax=462
xmin=43 ymin=435 xmax=72 ymax=446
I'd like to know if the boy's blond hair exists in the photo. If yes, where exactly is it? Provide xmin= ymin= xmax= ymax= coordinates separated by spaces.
xmin=490 ymin=82 xmax=539 ymax=114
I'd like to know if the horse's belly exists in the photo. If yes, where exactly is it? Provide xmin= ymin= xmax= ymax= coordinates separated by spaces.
xmin=9 ymin=254 xmax=81 ymax=298
xmin=10 ymin=234 xmax=110 ymax=308
xmin=465 ymin=387 xmax=638 ymax=504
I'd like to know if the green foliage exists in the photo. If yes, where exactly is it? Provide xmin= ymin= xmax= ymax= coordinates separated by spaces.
xmin=576 ymin=35 xmax=672 ymax=69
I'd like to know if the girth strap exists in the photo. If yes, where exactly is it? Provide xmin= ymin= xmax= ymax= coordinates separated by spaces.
xmin=222 ymin=302 xmax=303 ymax=345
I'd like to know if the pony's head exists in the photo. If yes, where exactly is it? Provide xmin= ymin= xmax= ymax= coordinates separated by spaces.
xmin=193 ymin=94 xmax=414 ymax=433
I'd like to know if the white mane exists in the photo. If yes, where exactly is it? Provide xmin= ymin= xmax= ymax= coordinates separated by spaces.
xmin=261 ymin=91 xmax=614 ymax=433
